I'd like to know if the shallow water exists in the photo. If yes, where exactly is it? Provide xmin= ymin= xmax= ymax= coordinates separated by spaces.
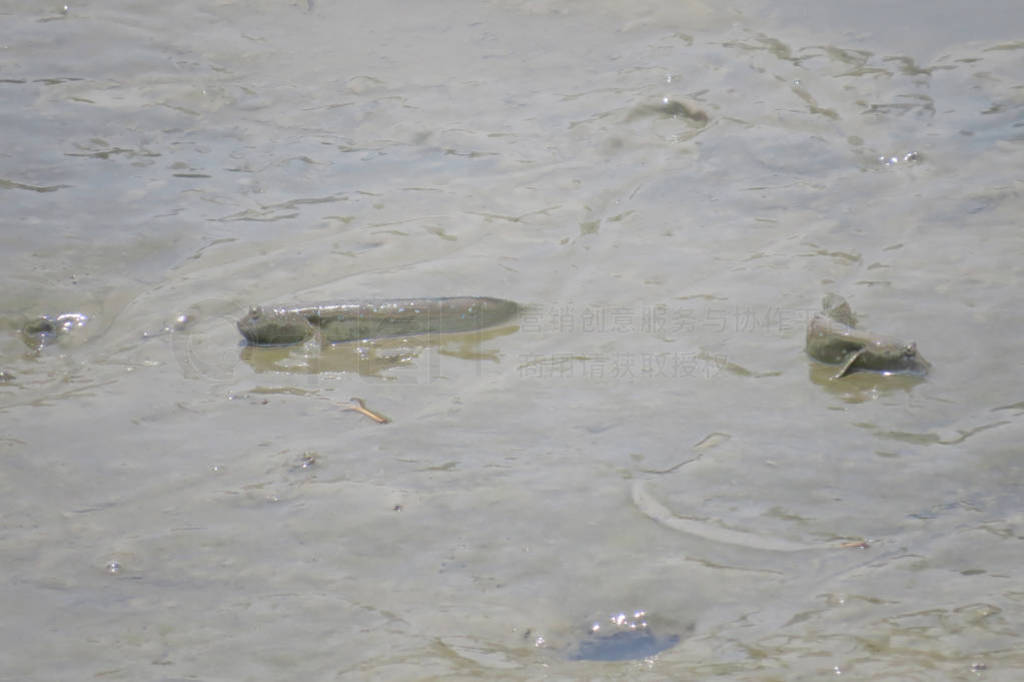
xmin=3 ymin=0 xmax=1024 ymax=679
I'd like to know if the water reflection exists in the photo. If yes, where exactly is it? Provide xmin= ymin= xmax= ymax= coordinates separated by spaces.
xmin=531 ymin=609 xmax=692 ymax=663
xmin=569 ymin=610 xmax=683 ymax=662
xmin=239 ymin=324 xmax=520 ymax=377
xmin=19 ymin=312 xmax=90 ymax=350
xmin=807 ymin=363 xmax=926 ymax=401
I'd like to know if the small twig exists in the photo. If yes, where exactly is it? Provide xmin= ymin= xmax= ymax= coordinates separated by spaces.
xmin=839 ymin=539 xmax=870 ymax=549
xmin=340 ymin=397 xmax=390 ymax=424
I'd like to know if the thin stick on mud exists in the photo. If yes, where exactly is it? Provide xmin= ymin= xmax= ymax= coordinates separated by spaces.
xmin=340 ymin=397 xmax=390 ymax=424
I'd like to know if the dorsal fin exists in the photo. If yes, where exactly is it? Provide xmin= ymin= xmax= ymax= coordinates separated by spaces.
xmin=822 ymin=293 xmax=858 ymax=327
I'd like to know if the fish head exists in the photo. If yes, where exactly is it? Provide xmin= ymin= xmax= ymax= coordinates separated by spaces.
xmin=237 ymin=306 xmax=315 ymax=346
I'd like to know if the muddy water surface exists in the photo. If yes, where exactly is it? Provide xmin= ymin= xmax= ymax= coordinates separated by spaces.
xmin=2 ymin=0 xmax=1023 ymax=679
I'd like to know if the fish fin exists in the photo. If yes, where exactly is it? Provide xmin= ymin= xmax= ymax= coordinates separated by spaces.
xmin=832 ymin=349 xmax=864 ymax=379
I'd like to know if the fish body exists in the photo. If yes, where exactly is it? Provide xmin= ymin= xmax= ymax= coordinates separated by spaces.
xmin=238 ymin=296 xmax=520 ymax=346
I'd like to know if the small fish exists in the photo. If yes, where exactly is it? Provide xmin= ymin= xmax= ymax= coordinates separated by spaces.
xmin=237 ymin=297 xmax=520 ymax=346
xmin=805 ymin=295 xmax=929 ymax=379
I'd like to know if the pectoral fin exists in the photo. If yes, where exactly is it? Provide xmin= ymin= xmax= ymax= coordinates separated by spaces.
xmin=832 ymin=349 xmax=865 ymax=379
